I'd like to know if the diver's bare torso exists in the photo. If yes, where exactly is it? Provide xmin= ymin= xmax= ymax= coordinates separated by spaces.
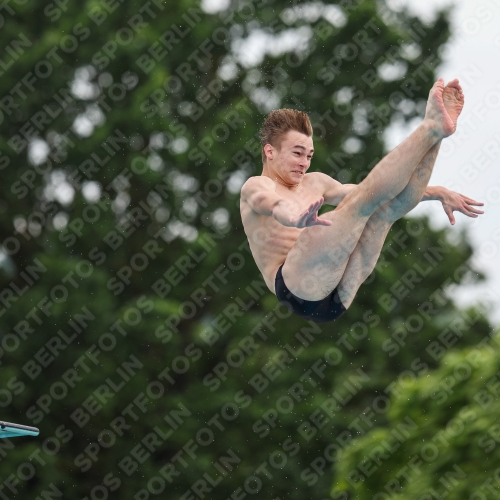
xmin=240 ymin=172 xmax=339 ymax=294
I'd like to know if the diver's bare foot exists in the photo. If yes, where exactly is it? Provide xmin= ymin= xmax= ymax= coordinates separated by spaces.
xmin=442 ymin=78 xmax=464 ymax=131
xmin=424 ymin=78 xmax=463 ymax=138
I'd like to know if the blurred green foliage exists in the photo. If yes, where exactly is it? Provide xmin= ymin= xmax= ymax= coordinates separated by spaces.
xmin=332 ymin=340 xmax=500 ymax=499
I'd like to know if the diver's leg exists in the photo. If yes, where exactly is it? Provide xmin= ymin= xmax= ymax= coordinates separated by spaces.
xmin=336 ymin=142 xmax=441 ymax=308
xmin=283 ymin=79 xmax=463 ymax=301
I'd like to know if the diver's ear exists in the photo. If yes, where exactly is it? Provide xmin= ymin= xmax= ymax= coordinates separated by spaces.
xmin=264 ymin=143 xmax=274 ymax=161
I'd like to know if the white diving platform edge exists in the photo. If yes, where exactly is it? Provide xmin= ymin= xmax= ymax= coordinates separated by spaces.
xmin=0 ymin=421 xmax=39 ymax=438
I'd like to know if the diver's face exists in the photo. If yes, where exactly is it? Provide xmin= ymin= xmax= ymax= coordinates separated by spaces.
xmin=272 ymin=130 xmax=314 ymax=184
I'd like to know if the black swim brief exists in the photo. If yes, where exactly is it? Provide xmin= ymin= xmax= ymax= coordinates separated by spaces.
xmin=275 ymin=263 xmax=346 ymax=323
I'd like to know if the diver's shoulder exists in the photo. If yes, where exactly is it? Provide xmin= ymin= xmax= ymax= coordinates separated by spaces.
xmin=241 ymin=175 xmax=276 ymax=193
xmin=303 ymin=171 xmax=330 ymax=185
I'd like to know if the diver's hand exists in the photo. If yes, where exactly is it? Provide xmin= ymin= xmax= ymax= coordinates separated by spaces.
xmin=273 ymin=197 xmax=332 ymax=228
xmin=440 ymin=189 xmax=484 ymax=225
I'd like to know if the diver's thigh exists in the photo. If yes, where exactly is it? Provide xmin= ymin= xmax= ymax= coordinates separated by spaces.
xmin=282 ymin=205 xmax=370 ymax=301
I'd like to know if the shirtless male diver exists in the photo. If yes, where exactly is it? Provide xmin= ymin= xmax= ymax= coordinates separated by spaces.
xmin=240 ymin=78 xmax=484 ymax=323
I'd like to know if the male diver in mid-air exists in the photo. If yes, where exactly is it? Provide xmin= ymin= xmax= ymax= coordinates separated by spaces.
xmin=240 ymin=78 xmax=484 ymax=323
